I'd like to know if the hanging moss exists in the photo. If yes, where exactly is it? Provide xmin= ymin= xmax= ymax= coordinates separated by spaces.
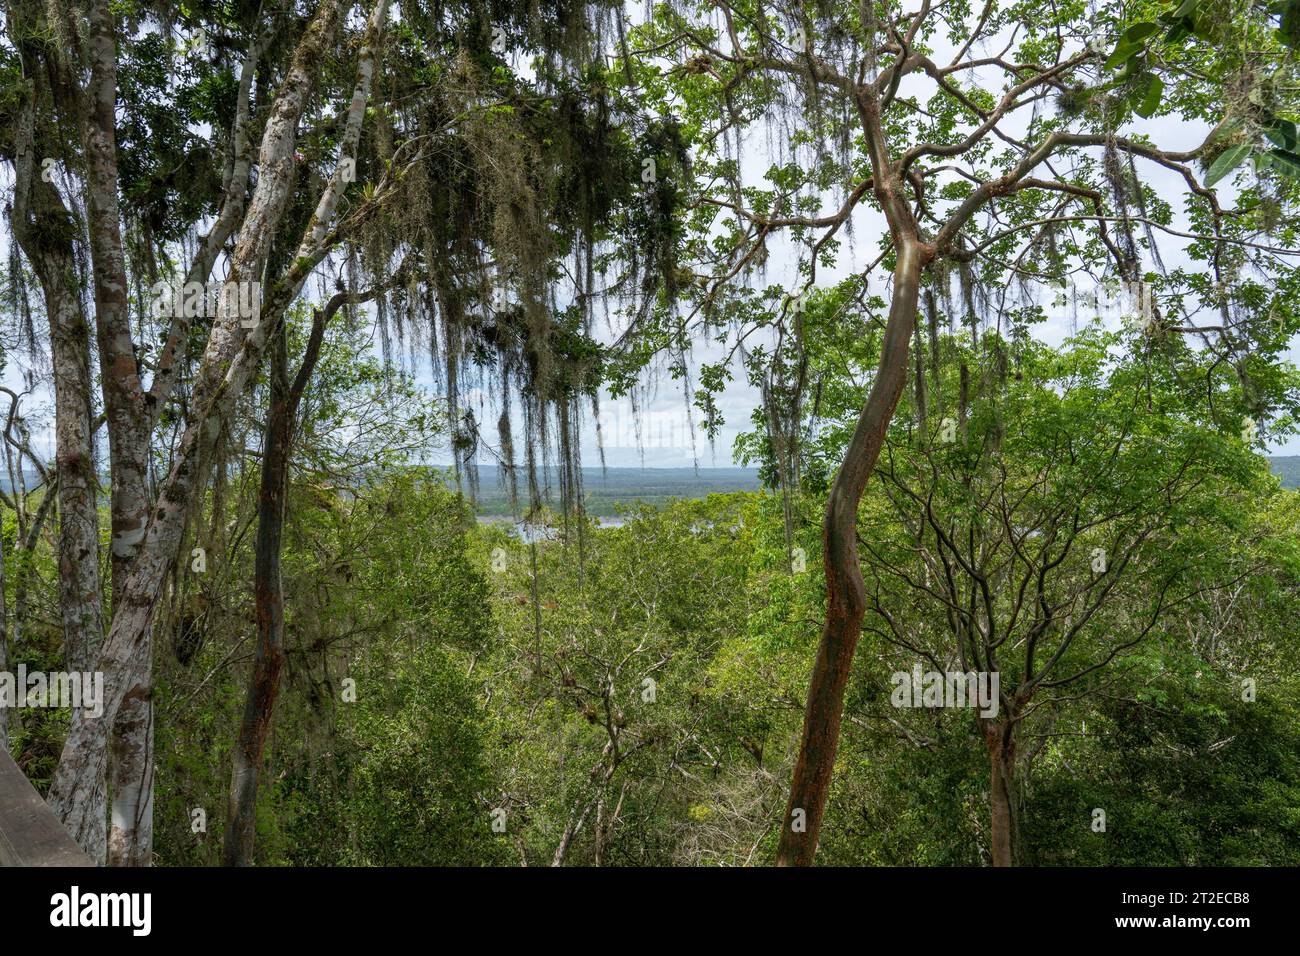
xmin=338 ymin=10 xmax=684 ymax=534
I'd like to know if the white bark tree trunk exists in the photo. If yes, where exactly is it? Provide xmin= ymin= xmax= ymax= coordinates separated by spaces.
xmin=9 ymin=74 xmax=108 ymax=860
xmin=78 ymin=0 xmax=158 ymax=868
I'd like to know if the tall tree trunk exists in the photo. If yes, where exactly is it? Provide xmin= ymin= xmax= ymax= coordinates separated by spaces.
xmin=913 ymin=318 xmax=928 ymax=435
xmin=9 ymin=74 xmax=108 ymax=858
xmin=223 ymin=282 xmax=381 ymax=864
xmin=776 ymin=236 xmax=928 ymax=866
xmin=987 ymin=723 xmax=1018 ymax=867
xmin=76 ymin=0 xmax=158 ymax=868
xmin=36 ymin=250 xmax=103 ymax=679
xmin=224 ymin=330 xmax=293 ymax=866
xmin=223 ymin=0 xmax=389 ymax=862
xmin=10 ymin=91 xmax=105 ymax=680
xmin=22 ymin=232 xmax=109 ymax=862
xmin=106 ymin=6 xmax=274 ymax=869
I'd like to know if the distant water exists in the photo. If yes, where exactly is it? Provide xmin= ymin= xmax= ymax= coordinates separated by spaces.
xmin=457 ymin=465 xmax=764 ymax=518
xmin=476 ymin=513 xmax=628 ymax=536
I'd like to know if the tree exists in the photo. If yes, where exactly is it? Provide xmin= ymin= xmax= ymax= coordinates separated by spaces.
xmin=860 ymin=331 xmax=1286 ymax=864
xmin=623 ymin=0 xmax=1300 ymax=863
xmin=471 ymin=495 xmax=759 ymax=865
xmin=222 ymin=0 xmax=393 ymax=866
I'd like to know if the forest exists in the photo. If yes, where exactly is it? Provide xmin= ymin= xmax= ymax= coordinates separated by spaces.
xmin=0 ymin=0 xmax=1297 ymax=870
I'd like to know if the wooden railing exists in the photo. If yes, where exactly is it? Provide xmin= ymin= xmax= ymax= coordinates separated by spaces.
xmin=0 ymin=747 xmax=92 ymax=866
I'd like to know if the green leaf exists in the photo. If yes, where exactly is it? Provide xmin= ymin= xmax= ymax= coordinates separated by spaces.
xmin=1212 ymin=117 xmax=1244 ymax=143
xmin=1264 ymin=120 xmax=1298 ymax=151
xmin=1121 ymin=22 xmax=1161 ymax=44
xmin=1133 ymin=74 xmax=1164 ymax=118
xmin=1121 ymin=55 xmax=1146 ymax=80
xmin=1283 ymin=0 xmax=1300 ymax=47
xmin=1105 ymin=40 xmax=1145 ymax=70
xmin=1268 ymin=148 xmax=1300 ymax=178
xmin=1204 ymin=143 xmax=1252 ymax=186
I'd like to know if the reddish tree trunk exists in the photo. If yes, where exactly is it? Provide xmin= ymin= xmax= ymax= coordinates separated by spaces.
xmin=776 ymin=237 xmax=928 ymax=866
xmin=222 ymin=0 xmax=388 ymax=865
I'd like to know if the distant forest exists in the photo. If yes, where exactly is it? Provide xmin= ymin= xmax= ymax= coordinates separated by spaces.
xmin=465 ymin=466 xmax=763 ymax=516
xmin=1271 ymin=456 xmax=1300 ymax=489
xmin=0 ymin=460 xmax=1294 ymax=509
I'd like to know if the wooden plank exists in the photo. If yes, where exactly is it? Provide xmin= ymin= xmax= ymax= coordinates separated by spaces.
xmin=0 ymin=746 xmax=92 ymax=866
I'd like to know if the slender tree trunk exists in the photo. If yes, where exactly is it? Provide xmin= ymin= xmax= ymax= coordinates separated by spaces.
xmin=76 ymin=0 xmax=159 ymax=868
xmin=219 ymin=0 xmax=393 ymax=852
xmin=106 ymin=656 xmax=154 ymax=866
xmin=224 ymin=330 xmax=293 ymax=866
xmin=40 ymin=259 xmax=104 ymax=678
xmin=988 ymin=723 xmax=1018 ymax=867
xmin=9 ymin=75 xmax=108 ymax=857
xmin=81 ymin=0 xmax=150 ymax=581
xmin=33 ymin=246 xmax=108 ymax=860
xmin=776 ymin=236 xmax=928 ymax=866
xmin=913 ymin=318 xmax=928 ymax=435
xmin=9 ymin=104 xmax=105 ymax=679
xmin=223 ymin=281 xmax=376 ymax=863
xmin=924 ymin=287 xmax=940 ymax=384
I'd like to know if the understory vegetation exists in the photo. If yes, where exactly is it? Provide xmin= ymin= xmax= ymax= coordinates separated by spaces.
xmin=7 ymin=332 xmax=1293 ymax=867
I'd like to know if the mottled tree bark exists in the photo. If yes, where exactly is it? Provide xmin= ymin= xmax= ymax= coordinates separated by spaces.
xmin=107 ymin=658 xmax=154 ymax=867
xmin=74 ymin=0 xmax=159 ymax=868
xmin=44 ymin=270 xmax=104 ymax=682
xmin=987 ymin=723 xmax=1018 ymax=867
xmin=9 ymin=69 xmax=108 ymax=859
xmin=10 ymin=76 xmax=105 ymax=681
xmin=105 ymin=13 xmax=273 ymax=868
